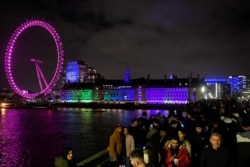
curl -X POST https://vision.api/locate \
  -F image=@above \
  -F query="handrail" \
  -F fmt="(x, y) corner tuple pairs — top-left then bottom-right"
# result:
(77, 149), (108, 167)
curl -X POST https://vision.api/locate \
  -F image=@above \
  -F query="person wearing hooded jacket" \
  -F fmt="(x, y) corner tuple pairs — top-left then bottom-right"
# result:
(165, 136), (191, 167)
(54, 147), (77, 167)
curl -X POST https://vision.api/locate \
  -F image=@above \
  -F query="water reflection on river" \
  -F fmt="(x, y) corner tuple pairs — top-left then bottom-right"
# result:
(0, 108), (169, 167)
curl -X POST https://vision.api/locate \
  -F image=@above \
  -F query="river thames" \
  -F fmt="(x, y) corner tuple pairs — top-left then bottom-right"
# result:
(0, 107), (169, 167)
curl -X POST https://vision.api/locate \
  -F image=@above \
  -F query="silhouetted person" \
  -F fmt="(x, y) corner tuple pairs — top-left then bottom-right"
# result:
(190, 122), (207, 167)
(128, 118), (143, 149)
(145, 118), (161, 167)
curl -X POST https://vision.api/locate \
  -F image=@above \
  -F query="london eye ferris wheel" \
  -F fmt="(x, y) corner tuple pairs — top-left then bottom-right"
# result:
(4, 19), (64, 99)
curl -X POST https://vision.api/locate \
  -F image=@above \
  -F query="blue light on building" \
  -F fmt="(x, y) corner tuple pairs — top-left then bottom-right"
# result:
(65, 61), (81, 83)
(146, 88), (189, 104)
(204, 78), (227, 83)
(228, 75), (246, 95)
(124, 68), (130, 84)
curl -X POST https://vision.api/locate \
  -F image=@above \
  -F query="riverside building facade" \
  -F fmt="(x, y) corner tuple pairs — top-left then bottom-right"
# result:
(60, 76), (204, 105)
(59, 60), (233, 104)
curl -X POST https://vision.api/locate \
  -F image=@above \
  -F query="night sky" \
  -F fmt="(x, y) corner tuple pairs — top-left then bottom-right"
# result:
(1, 0), (250, 92)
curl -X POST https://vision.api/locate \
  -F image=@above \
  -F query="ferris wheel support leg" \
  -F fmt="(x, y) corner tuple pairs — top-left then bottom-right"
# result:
(36, 64), (48, 87)
(35, 64), (44, 91)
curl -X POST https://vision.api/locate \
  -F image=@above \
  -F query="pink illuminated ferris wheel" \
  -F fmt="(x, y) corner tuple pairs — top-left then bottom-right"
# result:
(4, 19), (64, 99)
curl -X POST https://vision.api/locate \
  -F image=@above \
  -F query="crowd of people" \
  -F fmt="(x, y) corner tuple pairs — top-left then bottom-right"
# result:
(108, 98), (250, 167)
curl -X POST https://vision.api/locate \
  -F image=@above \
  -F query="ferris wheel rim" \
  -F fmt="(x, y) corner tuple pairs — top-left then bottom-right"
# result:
(4, 19), (64, 99)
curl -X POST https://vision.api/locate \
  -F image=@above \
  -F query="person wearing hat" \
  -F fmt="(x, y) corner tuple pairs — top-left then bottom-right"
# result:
(108, 124), (123, 167)
(190, 121), (208, 167)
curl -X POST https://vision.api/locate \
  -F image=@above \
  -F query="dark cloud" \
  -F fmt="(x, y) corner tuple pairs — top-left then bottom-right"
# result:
(1, 0), (250, 92)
